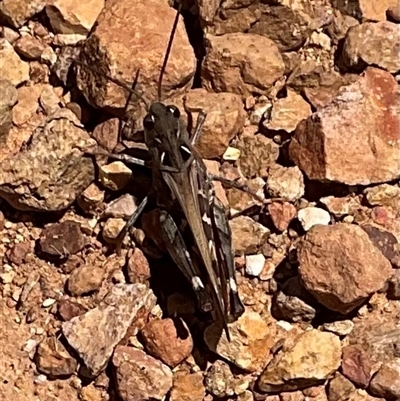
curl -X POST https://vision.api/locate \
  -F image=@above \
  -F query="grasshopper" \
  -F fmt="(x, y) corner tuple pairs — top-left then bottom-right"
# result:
(76, 6), (250, 338)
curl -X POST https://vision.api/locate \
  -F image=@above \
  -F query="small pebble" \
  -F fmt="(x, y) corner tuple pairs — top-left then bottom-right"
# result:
(297, 207), (331, 231)
(245, 254), (266, 277)
(42, 298), (56, 308)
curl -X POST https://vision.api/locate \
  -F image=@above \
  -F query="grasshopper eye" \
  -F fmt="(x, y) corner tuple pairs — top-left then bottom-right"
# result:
(167, 105), (180, 118)
(143, 113), (155, 130)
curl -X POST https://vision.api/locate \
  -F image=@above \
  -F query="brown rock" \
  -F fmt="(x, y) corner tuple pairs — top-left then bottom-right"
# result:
(230, 216), (270, 255)
(360, 224), (399, 265)
(77, 183), (105, 214)
(387, 270), (400, 300)
(14, 34), (44, 60)
(333, 0), (398, 22)
(348, 300), (400, 367)
(268, 202), (297, 232)
(45, 0), (105, 34)
(258, 330), (341, 393)
(126, 247), (151, 284)
(141, 318), (193, 368)
(235, 134), (280, 179)
(341, 345), (372, 388)
(112, 345), (172, 401)
(0, 78), (18, 139)
(35, 337), (78, 378)
(328, 372), (356, 401)
(263, 89), (312, 133)
(205, 360), (236, 397)
(39, 85), (61, 115)
(320, 196), (361, 217)
(6, 241), (30, 265)
(102, 218), (125, 243)
(248, 5), (312, 51)
(12, 84), (44, 127)
(62, 283), (156, 376)
(266, 165), (305, 202)
(364, 184), (400, 209)
(289, 68), (400, 185)
(205, 310), (277, 373)
(0, 39), (29, 87)
(298, 224), (393, 314)
(227, 177), (265, 213)
(58, 299), (87, 321)
(0, 109), (95, 211)
(0, 0), (46, 28)
(40, 221), (84, 258)
(342, 22), (400, 73)
(369, 358), (400, 400)
(184, 89), (246, 159)
(104, 193), (138, 219)
(327, 11), (359, 43)
(77, 0), (195, 131)
(99, 161), (132, 191)
(92, 117), (119, 152)
(202, 33), (285, 98)
(170, 372), (205, 401)
(67, 265), (105, 296)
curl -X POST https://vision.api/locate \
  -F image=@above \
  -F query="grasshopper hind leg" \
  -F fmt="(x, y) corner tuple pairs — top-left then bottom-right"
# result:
(159, 210), (213, 314)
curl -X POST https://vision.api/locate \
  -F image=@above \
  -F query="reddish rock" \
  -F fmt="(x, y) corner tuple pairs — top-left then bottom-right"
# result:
(7, 241), (30, 265)
(341, 345), (372, 388)
(35, 337), (78, 378)
(127, 247), (151, 284)
(40, 221), (84, 258)
(170, 372), (205, 401)
(298, 224), (393, 314)
(289, 68), (400, 185)
(267, 202), (297, 232)
(76, 0), (195, 130)
(141, 318), (193, 368)
(58, 299), (87, 321)
(369, 358), (400, 400)
(235, 134), (279, 179)
(342, 22), (400, 73)
(92, 117), (120, 152)
(184, 89), (246, 159)
(202, 33), (285, 98)
(112, 345), (172, 401)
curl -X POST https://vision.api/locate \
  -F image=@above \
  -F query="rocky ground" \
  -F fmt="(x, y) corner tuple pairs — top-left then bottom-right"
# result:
(0, 0), (399, 400)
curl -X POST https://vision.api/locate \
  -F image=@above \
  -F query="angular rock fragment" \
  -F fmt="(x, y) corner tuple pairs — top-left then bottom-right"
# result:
(202, 33), (285, 98)
(204, 310), (277, 373)
(342, 21), (400, 73)
(184, 89), (246, 159)
(0, 38), (29, 86)
(45, 0), (105, 34)
(140, 318), (193, 368)
(298, 224), (393, 314)
(62, 283), (156, 376)
(0, 109), (95, 211)
(290, 68), (400, 185)
(112, 345), (172, 401)
(40, 221), (84, 258)
(258, 330), (341, 393)
(0, 0), (46, 28)
(76, 0), (195, 131)
(170, 372), (205, 401)
(35, 337), (78, 378)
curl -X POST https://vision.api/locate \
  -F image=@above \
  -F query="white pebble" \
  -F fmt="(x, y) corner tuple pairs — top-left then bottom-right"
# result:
(245, 254), (266, 277)
(42, 298), (56, 308)
(297, 207), (331, 231)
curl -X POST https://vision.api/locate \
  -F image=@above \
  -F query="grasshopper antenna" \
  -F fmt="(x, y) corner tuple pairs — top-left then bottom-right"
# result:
(157, 4), (181, 101)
